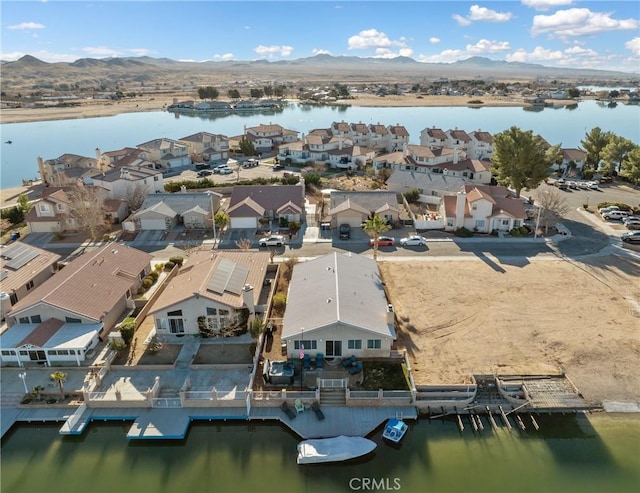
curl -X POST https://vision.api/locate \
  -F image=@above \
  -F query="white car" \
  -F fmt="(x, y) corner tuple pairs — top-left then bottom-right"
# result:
(217, 166), (233, 175)
(399, 235), (427, 247)
(603, 211), (629, 221)
(213, 164), (228, 173)
(259, 235), (285, 247)
(598, 205), (619, 214)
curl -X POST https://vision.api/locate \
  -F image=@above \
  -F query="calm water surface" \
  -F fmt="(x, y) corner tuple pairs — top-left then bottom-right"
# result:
(2, 414), (639, 493)
(1, 100), (638, 188)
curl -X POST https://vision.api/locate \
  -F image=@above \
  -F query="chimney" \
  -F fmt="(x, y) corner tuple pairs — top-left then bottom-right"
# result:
(339, 138), (343, 151)
(402, 143), (407, 158)
(301, 133), (306, 146)
(95, 147), (101, 160)
(242, 284), (255, 314)
(386, 304), (395, 326)
(453, 147), (459, 164)
(455, 191), (466, 229)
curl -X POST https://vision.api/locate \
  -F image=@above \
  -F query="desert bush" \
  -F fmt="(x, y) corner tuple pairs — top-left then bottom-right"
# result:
(454, 227), (473, 237)
(169, 256), (184, 266)
(402, 188), (420, 203)
(119, 317), (136, 343)
(164, 261), (175, 270)
(272, 293), (287, 309)
(142, 277), (154, 290)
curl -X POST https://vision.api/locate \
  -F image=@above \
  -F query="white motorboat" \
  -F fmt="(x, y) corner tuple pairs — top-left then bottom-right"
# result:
(296, 435), (377, 464)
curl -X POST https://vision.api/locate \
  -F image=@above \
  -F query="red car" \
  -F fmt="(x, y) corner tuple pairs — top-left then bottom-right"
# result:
(369, 236), (395, 247)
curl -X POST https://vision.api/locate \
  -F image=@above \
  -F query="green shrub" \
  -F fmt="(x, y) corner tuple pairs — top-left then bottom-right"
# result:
(582, 169), (594, 180)
(169, 256), (184, 266)
(164, 261), (175, 270)
(249, 316), (264, 338)
(142, 277), (154, 290)
(119, 317), (136, 343)
(402, 188), (420, 203)
(454, 227), (473, 237)
(148, 270), (159, 282)
(154, 263), (164, 271)
(0, 206), (24, 225)
(304, 173), (322, 187)
(272, 293), (287, 309)
(102, 233), (111, 242)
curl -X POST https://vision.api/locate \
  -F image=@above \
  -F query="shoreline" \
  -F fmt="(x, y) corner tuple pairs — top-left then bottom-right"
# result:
(0, 94), (557, 125)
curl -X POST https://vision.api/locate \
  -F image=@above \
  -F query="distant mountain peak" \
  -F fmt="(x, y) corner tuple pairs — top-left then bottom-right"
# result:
(16, 54), (47, 65)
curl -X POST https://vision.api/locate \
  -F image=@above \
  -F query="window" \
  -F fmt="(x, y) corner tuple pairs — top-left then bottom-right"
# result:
(25, 280), (34, 291)
(367, 339), (381, 349)
(502, 219), (510, 226)
(19, 317), (29, 324)
(57, 203), (64, 211)
(167, 309), (183, 317)
(293, 340), (317, 350)
(65, 317), (82, 323)
(9, 292), (18, 305)
(348, 339), (362, 350)
(139, 269), (146, 281)
(471, 204), (477, 211)
(206, 307), (217, 316)
(30, 315), (42, 323)
(154, 176), (159, 182)
(39, 204), (48, 212)
(514, 220), (522, 228)
(475, 220), (485, 228)
(169, 318), (184, 334)
(447, 219), (454, 227)
(1, 350), (12, 356)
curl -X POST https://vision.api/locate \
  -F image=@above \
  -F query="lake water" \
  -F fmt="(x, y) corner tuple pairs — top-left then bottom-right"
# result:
(1, 413), (639, 493)
(1, 100), (638, 189)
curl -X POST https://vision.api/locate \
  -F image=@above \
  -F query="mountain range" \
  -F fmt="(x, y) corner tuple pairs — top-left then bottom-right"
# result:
(2, 54), (637, 93)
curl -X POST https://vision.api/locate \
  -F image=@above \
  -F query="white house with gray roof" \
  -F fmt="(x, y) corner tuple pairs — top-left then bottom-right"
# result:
(281, 253), (396, 360)
(130, 192), (221, 230)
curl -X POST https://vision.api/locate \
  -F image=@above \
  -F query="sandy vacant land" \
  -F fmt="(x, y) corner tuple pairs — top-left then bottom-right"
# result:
(0, 93), (537, 125)
(379, 255), (640, 405)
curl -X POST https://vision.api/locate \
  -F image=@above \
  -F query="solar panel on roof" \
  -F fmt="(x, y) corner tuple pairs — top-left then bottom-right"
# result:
(0, 270), (8, 281)
(3, 244), (40, 270)
(206, 258), (249, 296)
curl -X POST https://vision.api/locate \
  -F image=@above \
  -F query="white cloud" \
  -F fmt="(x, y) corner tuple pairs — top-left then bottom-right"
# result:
(453, 5), (512, 25)
(625, 37), (640, 56)
(452, 14), (472, 26)
(312, 49), (331, 55)
(521, 0), (572, 11)
(417, 49), (466, 64)
(213, 53), (235, 61)
(532, 8), (638, 37)
(8, 22), (45, 30)
(254, 45), (293, 58)
(466, 39), (511, 54)
(429, 37), (441, 44)
(82, 46), (121, 57)
(1, 50), (77, 62)
(504, 45), (624, 70)
(347, 28), (412, 57)
(127, 48), (150, 57)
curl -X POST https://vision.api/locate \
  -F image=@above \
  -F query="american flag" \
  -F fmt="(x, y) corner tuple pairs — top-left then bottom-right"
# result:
(299, 343), (305, 360)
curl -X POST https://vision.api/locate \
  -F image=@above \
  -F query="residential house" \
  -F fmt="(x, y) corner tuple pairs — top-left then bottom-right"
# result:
(131, 192), (221, 230)
(281, 252), (396, 360)
(386, 169), (467, 199)
(87, 166), (164, 201)
(386, 124), (410, 152)
(136, 138), (191, 170)
(420, 127), (449, 148)
(0, 243), (61, 317)
(446, 128), (472, 155)
(468, 130), (494, 160)
(430, 158), (493, 185)
(95, 147), (150, 170)
(441, 185), (526, 233)
(227, 184), (304, 230)
(367, 123), (390, 150)
(329, 191), (400, 228)
(37, 153), (100, 187)
(372, 144), (460, 171)
(179, 132), (230, 162)
(243, 123), (299, 154)
(1, 244), (152, 366)
(148, 250), (270, 337)
(25, 188), (77, 234)
(556, 148), (587, 172)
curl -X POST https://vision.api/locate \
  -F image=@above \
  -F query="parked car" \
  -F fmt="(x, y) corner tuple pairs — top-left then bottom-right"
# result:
(258, 235), (285, 247)
(195, 162), (211, 170)
(197, 169), (213, 177)
(399, 235), (427, 247)
(243, 159), (259, 168)
(578, 181), (591, 189)
(339, 224), (351, 240)
(598, 205), (619, 214)
(589, 182), (599, 190)
(370, 236), (395, 247)
(620, 231), (640, 243)
(217, 166), (233, 175)
(555, 179), (568, 190)
(273, 163), (284, 171)
(622, 216), (640, 224)
(568, 181), (578, 189)
(602, 211), (629, 221)
(213, 164), (229, 173)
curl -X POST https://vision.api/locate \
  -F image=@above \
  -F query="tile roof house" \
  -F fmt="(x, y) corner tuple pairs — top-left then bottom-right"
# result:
(0, 243), (61, 315)
(25, 187), (78, 234)
(1, 243), (152, 366)
(420, 127), (449, 148)
(430, 158), (493, 185)
(281, 252), (396, 360)
(372, 144), (462, 171)
(329, 191), (400, 228)
(244, 123), (299, 153)
(386, 169), (467, 198)
(179, 132), (230, 162)
(136, 138), (191, 170)
(557, 148), (587, 171)
(227, 185), (304, 230)
(468, 130), (494, 160)
(131, 192), (221, 230)
(148, 250), (271, 338)
(37, 153), (100, 187)
(441, 185), (526, 233)
(88, 166), (164, 201)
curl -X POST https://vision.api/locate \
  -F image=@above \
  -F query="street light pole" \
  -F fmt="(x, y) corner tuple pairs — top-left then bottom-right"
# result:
(18, 371), (28, 393)
(534, 205), (542, 239)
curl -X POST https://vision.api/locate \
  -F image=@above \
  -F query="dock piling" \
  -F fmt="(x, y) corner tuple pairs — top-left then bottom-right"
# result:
(487, 406), (498, 430)
(456, 414), (464, 433)
(469, 414), (478, 432)
(515, 414), (526, 431)
(499, 406), (512, 430)
(530, 414), (540, 431)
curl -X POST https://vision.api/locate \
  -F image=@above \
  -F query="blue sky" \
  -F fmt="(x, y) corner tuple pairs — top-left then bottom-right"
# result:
(2, 1), (639, 73)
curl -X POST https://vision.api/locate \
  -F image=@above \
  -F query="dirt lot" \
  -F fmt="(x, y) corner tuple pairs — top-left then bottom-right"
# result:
(379, 254), (640, 405)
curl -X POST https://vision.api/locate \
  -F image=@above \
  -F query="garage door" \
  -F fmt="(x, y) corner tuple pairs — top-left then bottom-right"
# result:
(140, 218), (168, 230)
(230, 217), (258, 229)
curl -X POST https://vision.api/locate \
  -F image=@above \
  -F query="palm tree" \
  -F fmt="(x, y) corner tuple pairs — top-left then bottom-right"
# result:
(363, 214), (391, 260)
(50, 371), (67, 399)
